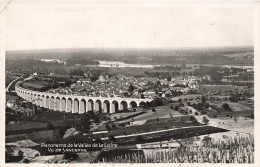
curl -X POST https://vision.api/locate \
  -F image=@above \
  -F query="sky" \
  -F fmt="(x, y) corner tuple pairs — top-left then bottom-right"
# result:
(4, 1), (255, 51)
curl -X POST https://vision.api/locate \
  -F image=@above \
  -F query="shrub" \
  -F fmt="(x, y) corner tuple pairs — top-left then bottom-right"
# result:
(201, 111), (207, 115)
(23, 159), (30, 163)
(111, 123), (116, 129)
(105, 124), (111, 130)
(175, 106), (179, 111)
(46, 122), (54, 130)
(223, 103), (231, 111)
(118, 123), (126, 128)
(195, 112), (199, 115)
(108, 135), (117, 142)
(164, 126), (169, 129)
(152, 108), (156, 113)
(58, 128), (66, 136)
(63, 153), (79, 160)
(202, 116), (209, 125)
(189, 116), (196, 121)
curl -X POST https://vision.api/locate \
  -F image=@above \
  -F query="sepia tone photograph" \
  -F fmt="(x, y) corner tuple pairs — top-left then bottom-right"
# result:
(2, 0), (258, 164)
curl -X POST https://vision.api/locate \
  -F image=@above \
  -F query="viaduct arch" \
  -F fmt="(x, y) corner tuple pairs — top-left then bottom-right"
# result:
(15, 81), (152, 114)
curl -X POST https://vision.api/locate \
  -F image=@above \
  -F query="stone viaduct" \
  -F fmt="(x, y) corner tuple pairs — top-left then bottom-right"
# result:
(15, 81), (152, 114)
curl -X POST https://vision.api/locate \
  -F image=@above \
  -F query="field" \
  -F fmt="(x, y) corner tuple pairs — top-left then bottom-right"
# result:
(6, 121), (47, 135)
(198, 85), (245, 93)
(6, 112), (83, 136)
(38, 112), (82, 127)
(95, 116), (201, 138)
(127, 105), (184, 121)
(6, 92), (20, 100)
(6, 130), (57, 143)
(22, 82), (46, 89)
(209, 101), (253, 114)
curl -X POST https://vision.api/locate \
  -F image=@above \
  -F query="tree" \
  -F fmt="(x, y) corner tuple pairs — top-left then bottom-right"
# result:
(202, 136), (212, 144)
(58, 128), (66, 136)
(175, 106), (179, 111)
(105, 124), (111, 131)
(111, 123), (116, 129)
(223, 103), (231, 111)
(118, 123), (126, 128)
(189, 116), (196, 122)
(108, 135), (117, 142)
(152, 108), (156, 113)
(201, 96), (207, 103)
(128, 83), (136, 93)
(63, 153), (79, 160)
(202, 116), (209, 125)
(80, 113), (91, 131)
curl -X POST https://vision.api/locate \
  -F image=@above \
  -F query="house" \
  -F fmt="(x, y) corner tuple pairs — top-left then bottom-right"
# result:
(246, 97), (254, 104)
(6, 99), (16, 108)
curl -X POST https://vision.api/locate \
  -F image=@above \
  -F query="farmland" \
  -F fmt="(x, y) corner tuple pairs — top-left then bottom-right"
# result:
(96, 133), (253, 163)
(198, 85), (245, 93)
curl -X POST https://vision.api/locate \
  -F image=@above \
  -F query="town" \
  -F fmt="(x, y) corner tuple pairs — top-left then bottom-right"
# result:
(5, 48), (254, 163)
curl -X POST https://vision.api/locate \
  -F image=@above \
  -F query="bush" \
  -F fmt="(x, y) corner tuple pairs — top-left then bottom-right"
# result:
(58, 128), (66, 136)
(23, 159), (30, 163)
(108, 135), (117, 142)
(118, 123), (126, 128)
(63, 153), (79, 160)
(195, 112), (199, 115)
(111, 123), (116, 129)
(201, 111), (207, 115)
(213, 115), (217, 118)
(189, 116), (196, 122)
(202, 116), (209, 125)
(46, 122), (54, 130)
(223, 103), (231, 111)
(164, 126), (169, 129)
(175, 106), (179, 111)
(152, 108), (156, 113)
(105, 124), (111, 130)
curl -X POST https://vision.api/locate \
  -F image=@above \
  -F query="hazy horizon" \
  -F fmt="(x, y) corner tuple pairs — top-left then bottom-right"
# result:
(6, 45), (254, 53)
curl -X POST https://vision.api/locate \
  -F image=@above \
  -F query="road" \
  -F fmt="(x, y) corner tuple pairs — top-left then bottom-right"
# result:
(6, 76), (23, 92)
